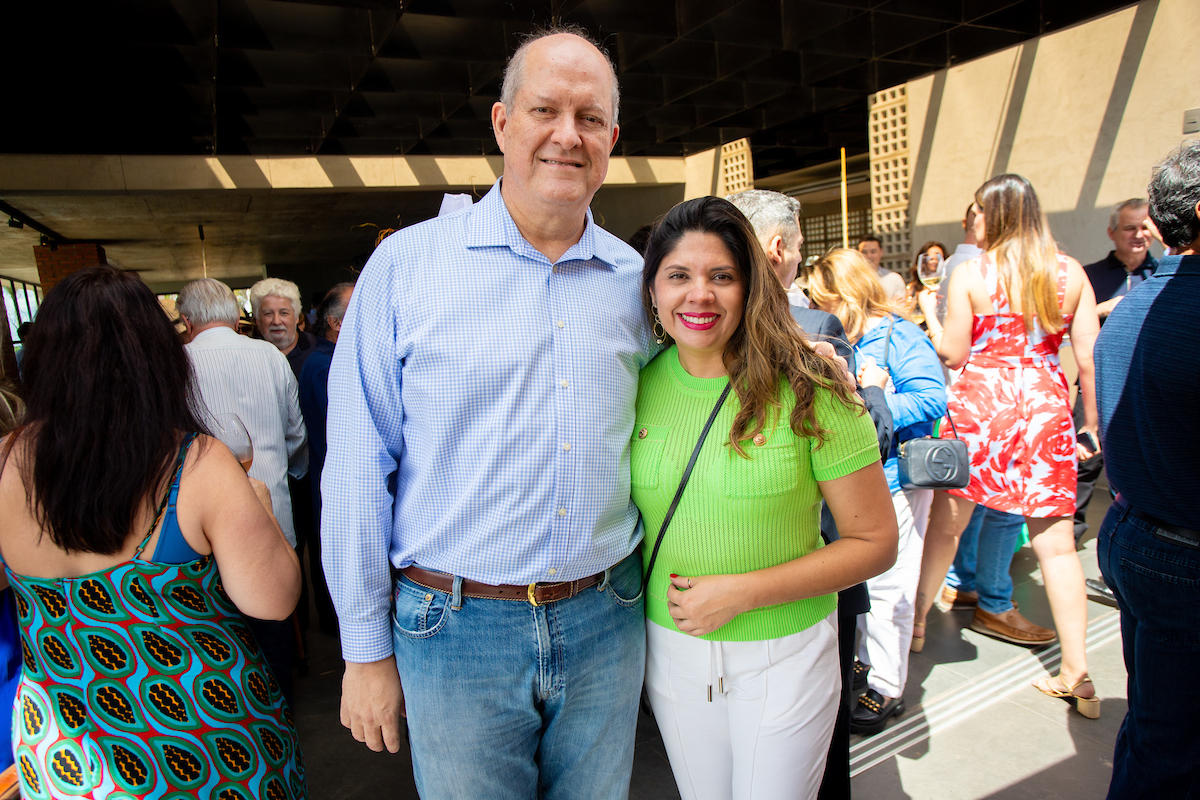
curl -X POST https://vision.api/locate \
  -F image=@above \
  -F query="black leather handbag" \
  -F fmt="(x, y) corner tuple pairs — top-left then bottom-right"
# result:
(877, 317), (971, 490)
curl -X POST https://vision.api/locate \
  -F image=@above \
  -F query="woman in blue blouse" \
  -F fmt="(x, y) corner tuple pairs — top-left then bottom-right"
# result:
(807, 248), (947, 735)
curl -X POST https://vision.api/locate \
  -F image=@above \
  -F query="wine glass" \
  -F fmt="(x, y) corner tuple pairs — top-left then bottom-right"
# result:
(917, 252), (946, 290)
(212, 413), (254, 473)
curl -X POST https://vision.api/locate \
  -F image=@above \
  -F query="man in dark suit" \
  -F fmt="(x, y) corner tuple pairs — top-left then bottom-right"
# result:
(728, 188), (891, 800)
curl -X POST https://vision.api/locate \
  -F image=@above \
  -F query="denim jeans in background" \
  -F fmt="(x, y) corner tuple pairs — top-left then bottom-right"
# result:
(1099, 499), (1200, 799)
(945, 505), (1024, 615)
(392, 552), (646, 800)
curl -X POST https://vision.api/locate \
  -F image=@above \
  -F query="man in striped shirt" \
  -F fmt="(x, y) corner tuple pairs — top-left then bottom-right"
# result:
(323, 26), (655, 799)
(179, 277), (308, 702)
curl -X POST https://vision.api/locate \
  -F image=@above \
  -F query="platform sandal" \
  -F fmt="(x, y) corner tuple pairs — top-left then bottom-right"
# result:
(910, 621), (926, 653)
(1033, 675), (1100, 719)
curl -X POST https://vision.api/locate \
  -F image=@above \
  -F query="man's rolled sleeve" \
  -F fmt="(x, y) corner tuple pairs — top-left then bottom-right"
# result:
(322, 247), (407, 663)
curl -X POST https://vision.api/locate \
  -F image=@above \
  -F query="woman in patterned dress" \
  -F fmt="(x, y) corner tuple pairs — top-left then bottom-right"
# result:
(914, 174), (1102, 717)
(0, 266), (306, 798)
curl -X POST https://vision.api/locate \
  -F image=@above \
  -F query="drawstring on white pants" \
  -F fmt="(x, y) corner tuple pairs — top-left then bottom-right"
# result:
(706, 640), (726, 701)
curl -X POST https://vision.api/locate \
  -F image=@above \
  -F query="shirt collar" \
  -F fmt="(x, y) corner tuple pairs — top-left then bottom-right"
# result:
(1152, 254), (1200, 277)
(189, 325), (239, 344)
(464, 179), (617, 269)
(1104, 250), (1158, 273)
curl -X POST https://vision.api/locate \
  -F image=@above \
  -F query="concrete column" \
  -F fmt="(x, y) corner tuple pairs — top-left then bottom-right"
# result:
(33, 243), (107, 294)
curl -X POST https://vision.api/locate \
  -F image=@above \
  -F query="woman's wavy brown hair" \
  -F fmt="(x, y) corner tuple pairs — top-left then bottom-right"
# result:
(975, 174), (1062, 333)
(642, 196), (861, 456)
(806, 248), (909, 343)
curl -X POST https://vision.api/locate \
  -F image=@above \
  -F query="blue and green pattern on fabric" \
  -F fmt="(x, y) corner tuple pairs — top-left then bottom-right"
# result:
(7, 552), (306, 798)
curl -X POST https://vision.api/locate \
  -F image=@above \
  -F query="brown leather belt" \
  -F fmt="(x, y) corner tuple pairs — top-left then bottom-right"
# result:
(399, 565), (605, 607)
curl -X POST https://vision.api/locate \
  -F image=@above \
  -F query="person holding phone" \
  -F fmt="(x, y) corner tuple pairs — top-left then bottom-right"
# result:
(915, 174), (1102, 717)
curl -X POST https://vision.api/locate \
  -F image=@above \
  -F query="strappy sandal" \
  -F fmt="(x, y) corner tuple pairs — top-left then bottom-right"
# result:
(1033, 675), (1100, 719)
(910, 621), (926, 653)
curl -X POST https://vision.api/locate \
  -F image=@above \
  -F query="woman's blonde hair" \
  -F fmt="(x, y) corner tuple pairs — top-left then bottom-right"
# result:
(806, 248), (906, 343)
(975, 174), (1062, 333)
(642, 197), (860, 456)
(0, 381), (24, 436)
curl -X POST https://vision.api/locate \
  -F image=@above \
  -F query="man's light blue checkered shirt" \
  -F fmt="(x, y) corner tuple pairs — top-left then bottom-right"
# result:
(323, 181), (657, 662)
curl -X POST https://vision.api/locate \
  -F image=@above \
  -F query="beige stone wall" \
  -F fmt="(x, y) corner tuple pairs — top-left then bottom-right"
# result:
(905, 0), (1200, 265)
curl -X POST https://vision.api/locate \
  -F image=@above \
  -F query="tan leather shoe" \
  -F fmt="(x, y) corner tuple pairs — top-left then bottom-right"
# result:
(937, 585), (979, 612)
(969, 607), (1057, 646)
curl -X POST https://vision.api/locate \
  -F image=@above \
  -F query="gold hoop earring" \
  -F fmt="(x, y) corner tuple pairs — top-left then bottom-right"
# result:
(652, 307), (666, 345)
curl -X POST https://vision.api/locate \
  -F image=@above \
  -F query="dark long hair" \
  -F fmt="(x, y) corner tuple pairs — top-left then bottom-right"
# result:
(642, 196), (859, 456)
(16, 266), (210, 554)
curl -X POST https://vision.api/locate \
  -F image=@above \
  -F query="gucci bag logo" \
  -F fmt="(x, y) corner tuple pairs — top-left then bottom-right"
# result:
(924, 443), (963, 483)
(898, 437), (970, 490)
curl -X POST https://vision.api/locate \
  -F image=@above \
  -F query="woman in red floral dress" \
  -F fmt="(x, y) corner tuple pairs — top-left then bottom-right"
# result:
(915, 174), (1102, 717)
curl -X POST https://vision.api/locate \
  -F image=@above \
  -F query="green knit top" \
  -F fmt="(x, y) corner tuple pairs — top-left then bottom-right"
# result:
(631, 346), (880, 641)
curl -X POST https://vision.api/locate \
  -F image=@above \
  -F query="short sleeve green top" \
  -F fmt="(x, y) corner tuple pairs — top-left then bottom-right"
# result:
(631, 346), (880, 641)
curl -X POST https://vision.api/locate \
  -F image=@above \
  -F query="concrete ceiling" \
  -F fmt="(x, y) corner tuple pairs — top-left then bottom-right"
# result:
(1, 188), (444, 290)
(0, 0), (1130, 295)
(2, 0), (1128, 173)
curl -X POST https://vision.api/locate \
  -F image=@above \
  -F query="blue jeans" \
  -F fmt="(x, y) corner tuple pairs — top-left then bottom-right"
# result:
(392, 553), (646, 800)
(1099, 499), (1200, 798)
(945, 505), (1023, 614)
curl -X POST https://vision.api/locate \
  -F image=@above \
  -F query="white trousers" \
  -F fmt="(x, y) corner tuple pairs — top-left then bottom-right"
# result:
(856, 487), (933, 698)
(644, 613), (840, 800)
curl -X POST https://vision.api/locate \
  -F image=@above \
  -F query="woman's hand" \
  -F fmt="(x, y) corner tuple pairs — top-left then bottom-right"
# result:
(666, 573), (746, 637)
(810, 341), (855, 391)
(248, 477), (273, 514)
(916, 287), (938, 320)
(858, 359), (889, 389)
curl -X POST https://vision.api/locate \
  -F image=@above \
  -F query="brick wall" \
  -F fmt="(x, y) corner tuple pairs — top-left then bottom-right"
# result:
(33, 243), (107, 294)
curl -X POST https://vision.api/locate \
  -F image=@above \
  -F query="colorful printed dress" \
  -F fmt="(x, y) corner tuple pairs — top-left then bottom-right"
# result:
(942, 253), (1076, 518)
(5, 437), (306, 799)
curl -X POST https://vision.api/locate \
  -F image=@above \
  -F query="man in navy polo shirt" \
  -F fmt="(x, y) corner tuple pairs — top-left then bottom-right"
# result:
(1075, 200), (1160, 545)
(1094, 139), (1200, 798)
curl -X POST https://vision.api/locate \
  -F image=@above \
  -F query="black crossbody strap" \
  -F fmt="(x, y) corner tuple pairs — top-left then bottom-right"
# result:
(881, 315), (896, 370)
(642, 383), (732, 593)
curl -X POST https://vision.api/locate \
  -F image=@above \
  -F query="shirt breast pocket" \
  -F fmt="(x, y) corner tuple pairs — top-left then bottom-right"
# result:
(630, 425), (669, 490)
(721, 427), (798, 499)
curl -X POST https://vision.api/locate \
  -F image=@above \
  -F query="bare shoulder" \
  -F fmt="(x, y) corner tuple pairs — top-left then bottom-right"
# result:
(1060, 253), (1085, 273)
(180, 434), (242, 487)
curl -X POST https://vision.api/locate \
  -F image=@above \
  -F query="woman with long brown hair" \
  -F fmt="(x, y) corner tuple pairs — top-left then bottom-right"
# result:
(630, 197), (897, 799)
(915, 174), (1101, 717)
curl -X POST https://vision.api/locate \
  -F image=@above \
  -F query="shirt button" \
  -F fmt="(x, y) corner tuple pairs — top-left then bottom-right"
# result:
(548, 568), (558, 576)
(558, 507), (567, 517)
(560, 380), (569, 388)
(753, 433), (767, 446)
(557, 320), (565, 328)
(638, 428), (648, 439)
(562, 442), (571, 451)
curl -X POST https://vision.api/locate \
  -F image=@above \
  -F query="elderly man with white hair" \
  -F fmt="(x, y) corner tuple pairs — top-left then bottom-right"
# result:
(178, 276), (308, 702)
(251, 277), (333, 379)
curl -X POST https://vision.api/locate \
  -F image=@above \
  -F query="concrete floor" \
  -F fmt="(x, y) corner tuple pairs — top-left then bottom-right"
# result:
(291, 483), (1123, 800)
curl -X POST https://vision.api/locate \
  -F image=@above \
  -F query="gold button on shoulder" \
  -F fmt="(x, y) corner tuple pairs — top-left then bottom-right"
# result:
(637, 428), (648, 439)
(753, 433), (767, 446)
